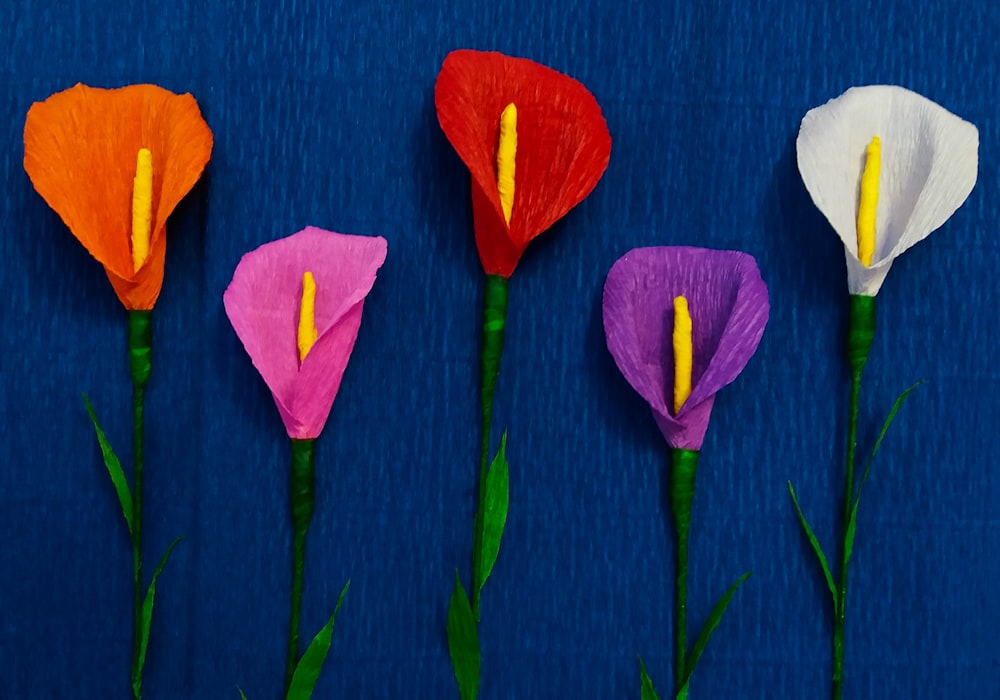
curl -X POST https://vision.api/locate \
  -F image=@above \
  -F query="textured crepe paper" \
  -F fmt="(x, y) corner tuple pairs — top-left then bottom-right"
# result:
(792, 85), (977, 700)
(435, 49), (612, 277)
(223, 227), (388, 440)
(603, 247), (770, 450)
(24, 83), (213, 310)
(796, 85), (978, 297)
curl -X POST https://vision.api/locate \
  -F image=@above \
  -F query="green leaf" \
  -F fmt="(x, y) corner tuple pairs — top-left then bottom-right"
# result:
(787, 481), (836, 604)
(237, 688), (249, 700)
(82, 394), (133, 538)
(682, 571), (752, 687)
(476, 433), (509, 595)
(286, 580), (350, 700)
(844, 382), (920, 566)
(638, 657), (662, 700)
(447, 571), (480, 700)
(134, 536), (183, 695)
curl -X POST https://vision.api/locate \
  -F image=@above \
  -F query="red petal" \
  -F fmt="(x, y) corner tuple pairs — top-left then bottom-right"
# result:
(435, 50), (611, 275)
(470, 178), (525, 277)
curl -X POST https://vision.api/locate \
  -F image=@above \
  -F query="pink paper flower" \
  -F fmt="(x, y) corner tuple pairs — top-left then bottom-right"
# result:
(223, 227), (388, 439)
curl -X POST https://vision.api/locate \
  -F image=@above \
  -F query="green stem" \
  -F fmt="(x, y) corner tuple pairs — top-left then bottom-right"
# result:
(286, 438), (316, 692)
(833, 295), (875, 700)
(669, 448), (699, 697)
(471, 274), (508, 620)
(127, 310), (152, 700)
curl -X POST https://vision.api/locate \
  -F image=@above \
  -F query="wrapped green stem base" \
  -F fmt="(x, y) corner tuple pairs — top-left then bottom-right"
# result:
(833, 293), (876, 700)
(669, 448), (699, 698)
(449, 273), (511, 700)
(128, 310), (152, 699)
(85, 312), (180, 698)
(286, 438), (316, 691)
(847, 294), (875, 374)
(472, 273), (508, 619)
(657, 447), (750, 700)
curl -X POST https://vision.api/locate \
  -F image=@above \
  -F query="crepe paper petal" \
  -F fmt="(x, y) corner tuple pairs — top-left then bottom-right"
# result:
(83, 395), (134, 538)
(796, 85), (978, 296)
(447, 572), (481, 700)
(134, 536), (183, 698)
(286, 581), (350, 700)
(475, 433), (509, 597)
(603, 247), (769, 451)
(435, 50), (612, 277)
(24, 83), (213, 310)
(223, 227), (388, 440)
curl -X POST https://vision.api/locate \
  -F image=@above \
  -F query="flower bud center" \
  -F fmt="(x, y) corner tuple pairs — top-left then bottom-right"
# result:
(856, 135), (880, 267)
(496, 102), (518, 226)
(131, 148), (153, 273)
(673, 295), (693, 415)
(297, 271), (318, 363)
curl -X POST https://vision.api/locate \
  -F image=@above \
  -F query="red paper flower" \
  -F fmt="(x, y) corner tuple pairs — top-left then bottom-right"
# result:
(435, 50), (612, 277)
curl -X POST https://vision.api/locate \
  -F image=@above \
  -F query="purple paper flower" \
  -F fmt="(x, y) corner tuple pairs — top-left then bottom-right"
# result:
(603, 246), (769, 450)
(223, 226), (388, 439)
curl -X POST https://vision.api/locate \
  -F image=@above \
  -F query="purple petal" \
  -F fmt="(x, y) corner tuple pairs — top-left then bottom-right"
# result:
(223, 226), (388, 439)
(603, 246), (769, 449)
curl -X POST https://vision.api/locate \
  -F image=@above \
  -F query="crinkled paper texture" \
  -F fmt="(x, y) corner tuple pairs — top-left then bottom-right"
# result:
(24, 83), (213, 309)
(796, 85), (978, 296)
(435, 49), (611, 277)
(603, 247), (769, 450)
(223, 227), (388, 440)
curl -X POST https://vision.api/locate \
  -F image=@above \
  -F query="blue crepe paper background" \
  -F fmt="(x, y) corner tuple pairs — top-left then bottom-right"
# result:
(0, 1), (997, 698)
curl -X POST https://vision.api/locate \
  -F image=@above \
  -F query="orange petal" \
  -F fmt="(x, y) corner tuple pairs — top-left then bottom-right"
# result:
(24, 83), (213, 309)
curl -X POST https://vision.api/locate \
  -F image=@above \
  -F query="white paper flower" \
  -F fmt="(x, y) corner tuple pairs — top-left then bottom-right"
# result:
(796, 85), (979, 296)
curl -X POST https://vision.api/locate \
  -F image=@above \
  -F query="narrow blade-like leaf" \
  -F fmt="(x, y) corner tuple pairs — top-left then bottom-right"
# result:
(845, 382), (920, 565)
(82, 394), (133, 538)
(237, 688), (249, 700)
(447, 572), (480, 700)
(682, 571), (752, 686)
(134, 536), (183, 696)
(286, 580), (351, 700)
(787, 481), (836, 603)
(638, 656), (663, 700)
(476, 433), (509, 595)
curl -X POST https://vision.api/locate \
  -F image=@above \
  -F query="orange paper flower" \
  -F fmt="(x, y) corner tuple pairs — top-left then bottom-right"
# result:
(24, 83), (214, 309)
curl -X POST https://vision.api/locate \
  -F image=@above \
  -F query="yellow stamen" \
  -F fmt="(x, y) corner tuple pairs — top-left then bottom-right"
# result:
(131, 148), (153, 273)
(856, 135), (880, 267)
(496, 102), (517, 226)
(673, 296), (693, 415)
(297, 271), (318, 363)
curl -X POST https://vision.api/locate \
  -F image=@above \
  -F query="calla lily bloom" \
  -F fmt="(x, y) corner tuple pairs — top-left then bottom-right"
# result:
(435, 49), (612, 277)
(603, 247), (769, 450)
(24, 83), (213, 310)
(223, 227), (388, 440)
(796, 85), (978, 296)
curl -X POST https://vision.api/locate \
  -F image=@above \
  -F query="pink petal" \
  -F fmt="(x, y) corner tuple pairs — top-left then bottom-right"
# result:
(223, 226), (388, 439)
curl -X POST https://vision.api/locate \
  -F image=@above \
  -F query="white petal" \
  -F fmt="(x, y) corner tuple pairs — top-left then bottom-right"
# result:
(796, 85), (978, 295)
